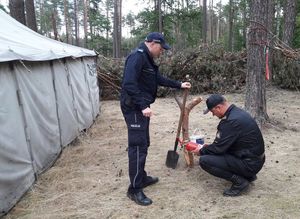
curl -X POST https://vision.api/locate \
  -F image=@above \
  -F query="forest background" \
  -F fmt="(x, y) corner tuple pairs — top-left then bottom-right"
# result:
(1, 0), (300, 123)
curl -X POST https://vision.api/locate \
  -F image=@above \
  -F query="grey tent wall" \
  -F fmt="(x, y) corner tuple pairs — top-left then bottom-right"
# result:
(0, 62), (35, 216)
(14, 61), (62, 174)
(66, 58), (94, 130)
(81, 57), (100, 119)
(0, 56), (99, 216)
(81, 57), (95, 120)
(52, 59), (80, 147)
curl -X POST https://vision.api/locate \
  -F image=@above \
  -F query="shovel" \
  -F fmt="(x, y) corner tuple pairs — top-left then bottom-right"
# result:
(166, 88), (189, 168)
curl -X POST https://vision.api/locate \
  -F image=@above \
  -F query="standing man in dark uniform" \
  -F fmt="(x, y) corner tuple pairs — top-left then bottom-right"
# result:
(192, 94), (265, 196)
(120, 32), (191, 206)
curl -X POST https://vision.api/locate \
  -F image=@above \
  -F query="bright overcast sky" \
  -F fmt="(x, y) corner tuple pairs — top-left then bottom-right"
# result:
(124, 1), (147, 15)
(123, 0), (229, 15)
(0, 0), (146, 14)
(1, 0), (228, 14)
(0, 0), (7, 6)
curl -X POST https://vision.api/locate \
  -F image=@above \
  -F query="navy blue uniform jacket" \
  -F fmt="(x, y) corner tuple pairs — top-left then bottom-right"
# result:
(120, 43), (181, 112)
(200, 104), (265, 160)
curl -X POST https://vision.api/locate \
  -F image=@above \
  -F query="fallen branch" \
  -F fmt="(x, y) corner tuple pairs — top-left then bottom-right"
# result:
(175, 95), (203, 167)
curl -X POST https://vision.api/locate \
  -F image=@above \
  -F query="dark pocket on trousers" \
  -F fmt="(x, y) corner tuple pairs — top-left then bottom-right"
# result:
(125, 112), (148, 146)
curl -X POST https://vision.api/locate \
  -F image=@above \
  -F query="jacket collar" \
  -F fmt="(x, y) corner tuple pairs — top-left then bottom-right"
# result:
(139, 42), (156, 66)
(224, 104), (235, 118)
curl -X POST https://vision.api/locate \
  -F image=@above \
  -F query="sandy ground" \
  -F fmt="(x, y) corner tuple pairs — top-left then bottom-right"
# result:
(4, 86), (300, 219)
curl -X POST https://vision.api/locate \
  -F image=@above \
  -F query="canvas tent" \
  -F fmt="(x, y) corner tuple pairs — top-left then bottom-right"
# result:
(0, 10), (100, 216)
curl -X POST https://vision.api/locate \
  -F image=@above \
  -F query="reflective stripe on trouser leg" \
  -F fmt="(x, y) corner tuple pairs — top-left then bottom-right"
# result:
(128, 145), (148, 190)
(133, 146), (139, 188)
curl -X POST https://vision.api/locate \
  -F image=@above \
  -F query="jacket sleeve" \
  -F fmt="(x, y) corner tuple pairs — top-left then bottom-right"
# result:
(200, 119), (240, 155)
(157, 71), (182, 89)
(122, 53), (148, 110)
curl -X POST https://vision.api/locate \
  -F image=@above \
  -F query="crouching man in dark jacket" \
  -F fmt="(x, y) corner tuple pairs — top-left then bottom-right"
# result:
(192, 94), (265, 196)
(120, 32), (191, 206)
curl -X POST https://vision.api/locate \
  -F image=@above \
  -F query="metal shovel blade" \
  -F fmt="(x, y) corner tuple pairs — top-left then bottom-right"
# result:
(165, 150), (179, 169)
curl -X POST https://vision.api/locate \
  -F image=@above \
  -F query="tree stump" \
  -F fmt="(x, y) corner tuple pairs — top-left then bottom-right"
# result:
(175, 95), (202, 167)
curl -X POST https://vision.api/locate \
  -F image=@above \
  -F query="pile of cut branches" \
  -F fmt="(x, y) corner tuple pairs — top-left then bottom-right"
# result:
(97, 44), (248, 100)
(272, 49), (300, 90)
(159, 44), (247, 96)
(97, 55), (124, 100)
(97, 38), (300, 100)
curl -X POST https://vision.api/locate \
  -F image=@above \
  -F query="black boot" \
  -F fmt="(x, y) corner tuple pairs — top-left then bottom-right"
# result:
(223, 175), (249, 197)
(142, 176), (159, 188)
(247, 175), (257, 182)
(127, 189), (153, 206)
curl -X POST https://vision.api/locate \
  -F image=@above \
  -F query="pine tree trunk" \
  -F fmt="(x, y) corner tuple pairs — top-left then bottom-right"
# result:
(74, 0), (79, 46)
(242, 0), (247, 48)
(158, 0), (162, 32)
(113, 0), (122, 58)
(9, 0), (26, 25)
(25, 0), (37, 31)
(216, 0), (221, 42)
(202, 0), (207, 43)
(51, 10), (58, 40)
(106, 1), (109, 56)
(83, 0), (89, 48)
(283, 0), (296, 46)
(267, 0), (275, 80)
(64, 0), (70, 43)
(210, 0), (214, 43)
(39, 0), (45, 34)
(245, 0), (269, 125)
(275, 2), (281, 36)
(228, 0), (233, 51)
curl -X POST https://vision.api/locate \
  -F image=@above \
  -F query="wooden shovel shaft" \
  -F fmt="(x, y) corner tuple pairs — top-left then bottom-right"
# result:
(173, 88), (189, 151)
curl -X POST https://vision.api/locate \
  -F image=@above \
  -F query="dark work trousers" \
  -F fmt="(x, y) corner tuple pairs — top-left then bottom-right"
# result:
(199, 154), (264, 181)
(123, 110), (150, 192)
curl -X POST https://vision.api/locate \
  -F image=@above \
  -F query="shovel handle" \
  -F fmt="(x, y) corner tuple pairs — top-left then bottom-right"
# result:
(173, 88), (189, 151)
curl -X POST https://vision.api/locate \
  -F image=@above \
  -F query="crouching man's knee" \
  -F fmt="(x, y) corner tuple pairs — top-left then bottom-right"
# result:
(199, 155), (210, 171)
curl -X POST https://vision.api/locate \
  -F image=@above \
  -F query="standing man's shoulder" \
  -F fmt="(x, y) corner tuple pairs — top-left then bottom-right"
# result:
(127, 47), (146, 63)
(130, 48), (144, 56)
(137, 48), (144, 53)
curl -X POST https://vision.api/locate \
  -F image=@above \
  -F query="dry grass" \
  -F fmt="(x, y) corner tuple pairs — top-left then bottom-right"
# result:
(4, 86), (300, 219)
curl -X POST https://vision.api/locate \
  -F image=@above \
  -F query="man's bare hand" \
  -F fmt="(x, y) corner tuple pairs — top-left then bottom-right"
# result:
(142, 107), (153, 117)
(191, 144), (203, 155)
(192, 143), (208, 155)
(181, 82), (191, 89)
